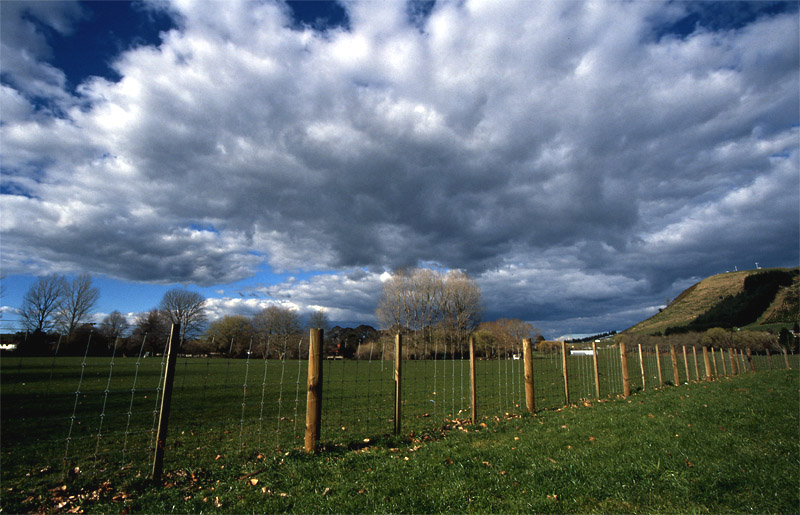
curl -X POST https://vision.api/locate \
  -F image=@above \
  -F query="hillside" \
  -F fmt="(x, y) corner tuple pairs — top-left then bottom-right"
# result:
(626, 267), (799, 335)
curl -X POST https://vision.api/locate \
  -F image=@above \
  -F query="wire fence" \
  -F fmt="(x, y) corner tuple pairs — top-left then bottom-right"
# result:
(1, 330), (797, 489)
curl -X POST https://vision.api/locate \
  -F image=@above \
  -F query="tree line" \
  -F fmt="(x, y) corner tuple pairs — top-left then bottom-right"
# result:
(10, 267), (541, 359)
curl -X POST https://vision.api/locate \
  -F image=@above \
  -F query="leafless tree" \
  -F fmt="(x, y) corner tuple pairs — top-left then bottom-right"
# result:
(253, 304), (303, 358)
(253, 305), (301, 336)
(441, 269), (483, 344)
(377, 267), (482, 356)
(307, 309), (330, 332)
(56, 273), (100, 336)
(99, 310), (129, 339)
(20, 274), (67, 333)
(159, 288), (208, 342)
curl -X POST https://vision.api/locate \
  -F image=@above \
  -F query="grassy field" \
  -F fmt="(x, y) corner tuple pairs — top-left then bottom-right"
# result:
(2, 351), (798, 512)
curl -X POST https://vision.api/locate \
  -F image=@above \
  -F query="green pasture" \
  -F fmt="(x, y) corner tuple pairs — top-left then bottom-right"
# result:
(1, 348), (797, 513)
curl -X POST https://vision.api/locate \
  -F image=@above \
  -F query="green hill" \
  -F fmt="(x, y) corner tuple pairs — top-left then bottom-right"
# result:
(626, 267), (799, 335)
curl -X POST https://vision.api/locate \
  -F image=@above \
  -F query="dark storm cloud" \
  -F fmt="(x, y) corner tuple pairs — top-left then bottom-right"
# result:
(1, 0), (797, 334)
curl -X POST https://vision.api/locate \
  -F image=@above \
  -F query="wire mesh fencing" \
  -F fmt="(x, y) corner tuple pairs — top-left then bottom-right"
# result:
(2, 329), (798, 490)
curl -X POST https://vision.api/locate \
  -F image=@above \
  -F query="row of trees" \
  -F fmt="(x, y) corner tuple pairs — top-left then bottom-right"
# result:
(195, 306), (329, 358)
(619, 326), (799, 353)
(18, 273), (209, 342)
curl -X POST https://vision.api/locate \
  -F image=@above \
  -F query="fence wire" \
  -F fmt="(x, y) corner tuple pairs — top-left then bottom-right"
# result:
(2, 333), (798, 491)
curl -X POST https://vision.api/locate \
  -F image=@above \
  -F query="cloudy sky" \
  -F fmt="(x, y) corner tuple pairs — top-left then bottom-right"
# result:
(1, 0), (798, 338)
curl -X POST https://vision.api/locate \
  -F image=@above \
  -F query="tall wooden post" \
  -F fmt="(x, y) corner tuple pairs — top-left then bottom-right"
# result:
(682, 346), (690, 382)
(523, 338), (535, 413)
(728, 349), (738, 376)
(702, 347), (712, 380)
(737, 349), (746, 373)
(638, 344), (646, 391)
(782, 347), (791, 370)
(710, 347), (718, 377)
(692, 347), (700, 381)
(719, 348), (727, 376)
(670, 346), (680, 385)
(766, 347), (773, 370)
(620, 342), (631, 397)
(469, 335), (477, 424)
(592, 341), (601, 398)
(394, 333), (402, 435)
(152, 323), (180, 482)
(655, 344), (663, 386)
(561, 341), (570, 405)
(304, 328), (323, 453)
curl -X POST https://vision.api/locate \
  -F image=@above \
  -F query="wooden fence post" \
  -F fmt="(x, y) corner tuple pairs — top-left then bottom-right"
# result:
(746, 348), (754, 372)
(782, 347), (791, 370)
(682, 346), (690, 383)
(737, 349), (746, 373)
(655, 344), (663, 386)
(152, 323), (180, 483)
(638, 344), (646, 391)
(469, 335), (477, 424)
(592, 341), (601, 398)
(304, 328), (323, 453)
(711, 347), (719, 377)
(728, 348), (738, 376)
(692, 346), (700, 381)
(702, 347), (712, 380)
(523, 338), (535, 413)
(561, 341), (570, 405)
(670, 346), (680, 386)
(620, 342), (631, 397)
(718, 348), (727, 376)
(394, 333), (402, 435)
(766, 347), (773, 370)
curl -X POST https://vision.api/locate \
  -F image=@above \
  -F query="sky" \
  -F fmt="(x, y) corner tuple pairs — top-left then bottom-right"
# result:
(1, 0), (798, 339)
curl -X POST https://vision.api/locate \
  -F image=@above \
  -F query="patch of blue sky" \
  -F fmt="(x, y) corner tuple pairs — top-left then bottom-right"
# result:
(47, 1), (177, 91)
(406, 0), (436, 31)
(286, 0), (349, 31)
(200, 263), (328, 299)
(651, 1), (796, 41)
(187, 222), (219, 234)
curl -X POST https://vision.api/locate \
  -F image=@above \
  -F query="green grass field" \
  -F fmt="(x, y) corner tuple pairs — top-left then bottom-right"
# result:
(2, 349), (798, 512)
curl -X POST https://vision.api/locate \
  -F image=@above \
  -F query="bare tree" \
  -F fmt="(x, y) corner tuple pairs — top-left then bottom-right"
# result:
(20, 274), (67, 333)
(159, 288), (208, 342)
(377, 267), (482, 355)
(253, 305), (301, 336)
(253, 305), (302, 358)
(56, 273), (100, 336)
(307, 309), (330, 332)
(441, 269), (483, 343)
(99, 310), (129, 339)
